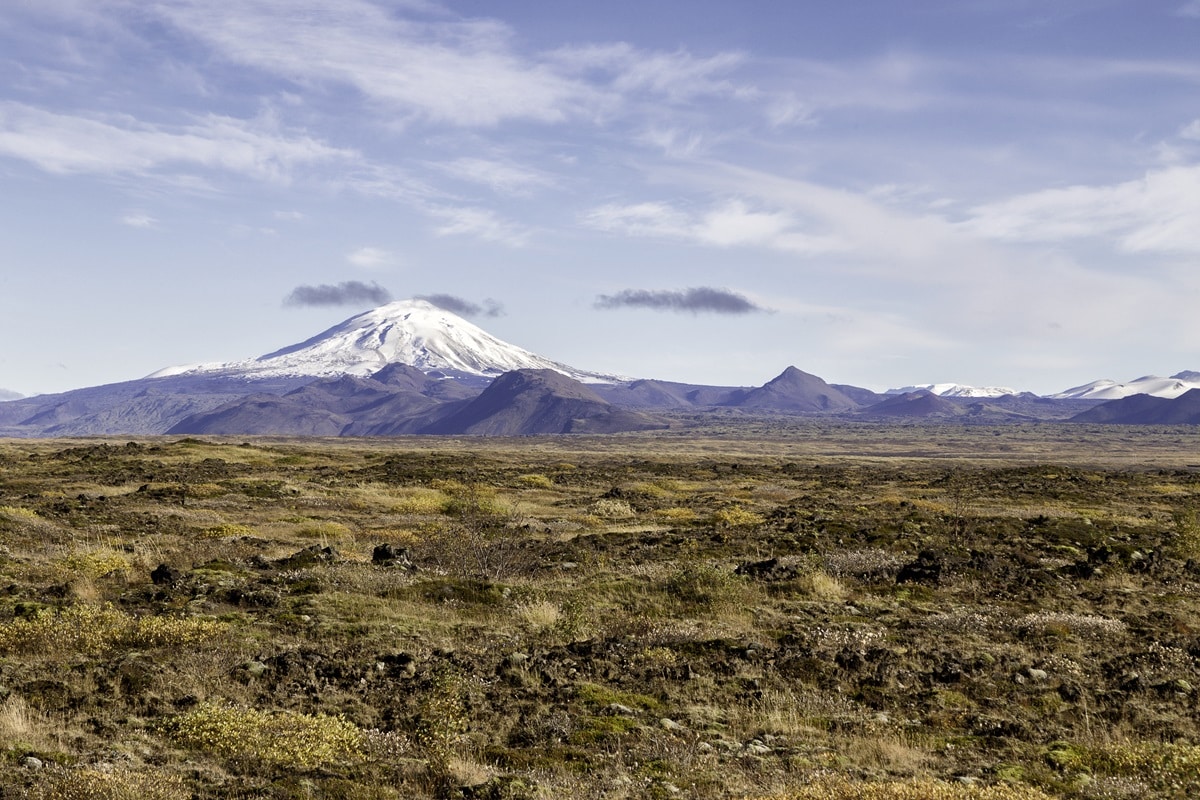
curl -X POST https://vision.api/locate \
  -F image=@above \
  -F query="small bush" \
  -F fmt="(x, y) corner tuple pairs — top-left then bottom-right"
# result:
(0, 605), (225, 655)
(54, 550), (130, 579)
(588, 498), (634, 519)
(30, 766), (187, 800)
(517, 473), (555, 489)
(664, 562), (746, 611)
(165, 703), (367, 769)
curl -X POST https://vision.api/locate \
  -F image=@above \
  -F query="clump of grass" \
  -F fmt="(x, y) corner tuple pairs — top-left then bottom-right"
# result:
(0, 605), (225, 656)
(0, 694), (46, 747)
(165, 703), (367, 769)
(513, 598), (562, 633)
(0, 504), (39, 520)
(804, 569), (848, 602)
(391, 487), (452, 515)
(30, 766), (188, 800)
(198, 522), (256, 539)
(752, 777), (1055, 799)
(296, 520), (354, 541)
(516, 473), (555, 489)
(654, 507), (698, 523)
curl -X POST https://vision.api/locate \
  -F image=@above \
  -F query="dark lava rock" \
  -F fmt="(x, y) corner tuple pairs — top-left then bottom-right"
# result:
(150, 563), (180, 586)
(897, 549), (943, 585)
(372, 543), (417, 570)
(735, 557), (798, 581)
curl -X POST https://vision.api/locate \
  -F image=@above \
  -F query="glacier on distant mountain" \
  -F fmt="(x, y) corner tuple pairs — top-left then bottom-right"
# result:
(149, 299), (626, 384)
(1049, 372), (1200, 400)
(885, 383), (1018, 399)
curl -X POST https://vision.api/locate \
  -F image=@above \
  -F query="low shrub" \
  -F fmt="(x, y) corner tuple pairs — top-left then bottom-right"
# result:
(30, 766), (187, 800)
(165, 703), (367, 769)
(0, 605), (225, 655)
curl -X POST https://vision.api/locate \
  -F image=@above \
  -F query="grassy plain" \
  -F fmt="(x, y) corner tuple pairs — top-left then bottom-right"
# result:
(1, 420), (1199, 798)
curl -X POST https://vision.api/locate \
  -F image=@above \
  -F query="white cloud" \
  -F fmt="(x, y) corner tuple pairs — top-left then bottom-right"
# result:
(638, 127), (710, 158)
(0, 102), (355, 181)
(346, 246), (393, 268)
(550, 42), (744, 102)
(963, 164), (1200, 254)
(433, 157), (552, 195)
(149, 0), (585, 127)
(1177, 0), (1200, 17)
(430, 205), (531, 246)
(273, 210), (306, 221)
(764, 93), (816, 128)
(1182, 119), (1200, 140)
(119, 212), (156, 228)
(585, 198), (847, 256)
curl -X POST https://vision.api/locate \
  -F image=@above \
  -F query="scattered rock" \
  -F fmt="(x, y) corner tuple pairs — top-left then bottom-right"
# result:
(22, 756), (43, 770)
(735, 557), (798, 581)
(372, 543), (416, 570)
(605, 703), (636, 716)
(241, 660), (268, 678)
(897, 549), (943, 585)
(659, 717), (685, 732)
(150, 563), (179, 586)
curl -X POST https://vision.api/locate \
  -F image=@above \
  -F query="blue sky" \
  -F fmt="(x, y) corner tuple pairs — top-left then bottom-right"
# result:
(3, 0), (1200, 396)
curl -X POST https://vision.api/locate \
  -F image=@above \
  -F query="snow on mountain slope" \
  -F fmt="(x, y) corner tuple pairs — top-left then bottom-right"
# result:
(886, 383), (1018, 399)
(1050, 372), (1200, 400)
(150, 299), (626, 384)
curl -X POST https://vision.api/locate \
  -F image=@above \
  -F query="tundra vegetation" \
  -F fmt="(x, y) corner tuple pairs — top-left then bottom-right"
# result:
(1, 421), (1200, 798)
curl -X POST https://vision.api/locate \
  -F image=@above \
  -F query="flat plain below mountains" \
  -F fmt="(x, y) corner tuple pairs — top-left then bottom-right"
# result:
(3, 420), (1200, 799)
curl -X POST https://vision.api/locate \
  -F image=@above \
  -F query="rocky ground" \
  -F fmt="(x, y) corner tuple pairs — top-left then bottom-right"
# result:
(1, 426), (1199, 798)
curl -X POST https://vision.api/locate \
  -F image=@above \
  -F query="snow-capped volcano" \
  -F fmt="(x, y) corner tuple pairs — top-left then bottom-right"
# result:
(1049, 371), (1200, 400)
(885, 383), (1018, 399)
(149, 299), (625, 383)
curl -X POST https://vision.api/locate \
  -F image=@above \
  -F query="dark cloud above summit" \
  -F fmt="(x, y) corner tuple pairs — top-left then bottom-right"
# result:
(594, 287), (766, 314)
(283, 281), (392, 308)
(418, 294), (505, 317)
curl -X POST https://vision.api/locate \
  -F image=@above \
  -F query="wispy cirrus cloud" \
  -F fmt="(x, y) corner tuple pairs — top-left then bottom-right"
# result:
(417, 293), (504, 317)
(0, 102), (354, 180)
(432, 157), (553, 195)
(962, 164), (1200, 254)
(283, 280), (391, 308)
(584, 198), (845, 255)
(148, 0), (586, 127)
(594, 287), (767, 314)
(430, 205), (531, 246)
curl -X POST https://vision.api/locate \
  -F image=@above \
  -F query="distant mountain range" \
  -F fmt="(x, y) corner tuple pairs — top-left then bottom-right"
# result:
(2, 299), (1197, 435)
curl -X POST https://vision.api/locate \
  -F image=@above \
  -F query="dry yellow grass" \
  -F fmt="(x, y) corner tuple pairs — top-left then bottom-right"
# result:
(749, 778), (1054, 800)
